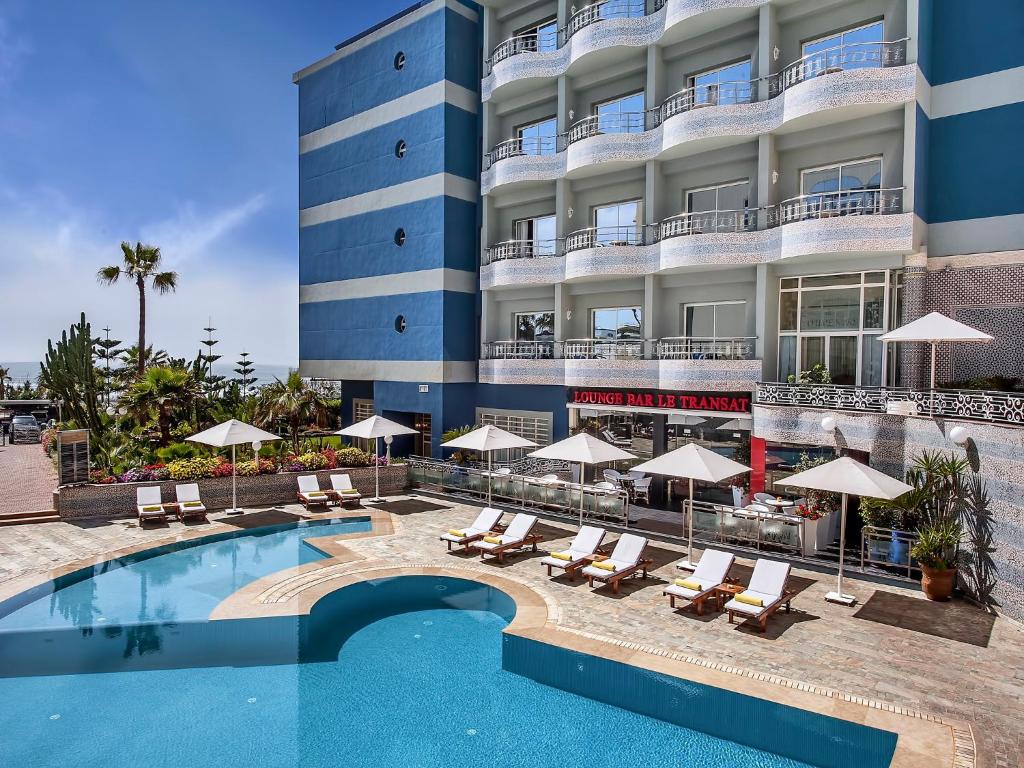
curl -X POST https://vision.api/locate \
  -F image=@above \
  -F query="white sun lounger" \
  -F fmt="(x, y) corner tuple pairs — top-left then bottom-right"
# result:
(297, 475), (332, 509)
(330, 473), (362, 506)
(174, 483), (207, 521)
(724, 558), (794, 632)
(136, 486), (168, 524)
(663, 549), (735, 615)
(471, 513), (541, 563)
(439, 507), (504, 551)
(580, 533), (651, 594)
(540, 525), (607, 580)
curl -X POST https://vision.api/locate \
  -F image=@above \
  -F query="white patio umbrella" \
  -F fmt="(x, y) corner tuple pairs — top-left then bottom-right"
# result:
(187, 419), (282, 514)
(528, 433), (635, 526)
(336, 415), (417, 502)
(778, 456), (912, 606)
(441, 425), (537, 506)
(879, 311), (992, 392)
(632, 443), (750, 569)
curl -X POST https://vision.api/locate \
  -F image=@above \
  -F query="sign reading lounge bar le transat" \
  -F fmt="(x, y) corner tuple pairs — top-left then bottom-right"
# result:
(568, 387), (752, 414)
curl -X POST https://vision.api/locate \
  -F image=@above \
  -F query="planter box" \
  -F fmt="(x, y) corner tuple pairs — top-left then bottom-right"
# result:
(800, 515), (835, 557)
(56, 465), (409, 520)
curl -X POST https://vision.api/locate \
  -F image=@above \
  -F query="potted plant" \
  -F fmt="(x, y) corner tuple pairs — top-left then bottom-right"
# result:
(911, 518), (962, 601)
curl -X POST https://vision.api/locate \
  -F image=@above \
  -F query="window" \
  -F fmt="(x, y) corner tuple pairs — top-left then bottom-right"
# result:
(686, 180), (750, 213)
(514, 311), (555, 342)
(513, 214), (556, 255)
(593, 200), (641, 245)
(394, 140), (407, 158)
(517, 17), (558, 53)
(593, 307), (642, 340)
(683, 301), (746, 339)
(777, 271), (896, 386)
(394, 315), (407, 333)
(595, 92), (645, 134)
(803, 20), (884, 72)
(394, 52), (406, 70)
(800, 157), (882, 216)
(690, 59), (752, 105)
(394, 228), (406, 246)
(516, 116), (558, 156)
(352, 399), (375, 452)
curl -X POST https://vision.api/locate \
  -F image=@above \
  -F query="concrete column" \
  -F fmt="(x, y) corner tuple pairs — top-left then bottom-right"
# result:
(482, 6), (498, 67)
(756, 133), (778, 213)
(900, 258), (929, 389)
(557, 0), (570, 30)
(644, 159), (663, 226)
(901, 102), (917, 221)
(645, 45), (664, 113)
(754, 264), (771, 379)
(482, 101), (498, 158)
(651, 413), (668, 506)
(554, 283), (568, 344)
(643, 274), (656, 356)
(480, 289), (494, 345)
(557, 176), (575, 242)
(756, 3), (778, 102)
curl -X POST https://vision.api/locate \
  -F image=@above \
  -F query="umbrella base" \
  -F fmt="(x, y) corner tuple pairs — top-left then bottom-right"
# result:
(225, 508), (246, 516)
(674, 560), (698, 571)
(825, 590), (857, 606)
(365, 498), (386, 504)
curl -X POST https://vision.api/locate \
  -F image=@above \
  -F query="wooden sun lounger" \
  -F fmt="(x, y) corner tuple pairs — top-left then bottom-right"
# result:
(585, 557), (654, 594)
(726, 589), (795, 632)
(476, 532), (543, 563)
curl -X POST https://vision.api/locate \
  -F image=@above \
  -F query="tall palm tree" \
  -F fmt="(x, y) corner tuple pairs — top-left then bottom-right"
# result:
(257, 371), (329, 454)
(124, 366), (200, 446)
(97, 242), (178, 376)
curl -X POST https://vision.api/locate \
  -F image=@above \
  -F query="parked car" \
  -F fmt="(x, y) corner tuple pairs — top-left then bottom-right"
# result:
(11, 415), (41, 444)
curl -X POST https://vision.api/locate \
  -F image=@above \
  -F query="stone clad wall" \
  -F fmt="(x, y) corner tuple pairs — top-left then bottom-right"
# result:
(753, 405), (1024, 621)
(56, 465), (409, 520)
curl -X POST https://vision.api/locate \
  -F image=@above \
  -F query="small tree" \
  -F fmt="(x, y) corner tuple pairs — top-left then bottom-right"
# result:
(124, 365), (201, 446)
(39, 313), (104, 435)
(256, 371), (329, 454)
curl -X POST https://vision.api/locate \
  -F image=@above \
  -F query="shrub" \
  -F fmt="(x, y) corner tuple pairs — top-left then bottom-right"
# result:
(334, 447), (371, 467)
(167, 457), (221, 482)
(40, 427), (58, 456)
(322, 447), (338, 469)
(90, 469), (115, 484)
(156, 442), (205, 463)
(212, 461), (235, 478)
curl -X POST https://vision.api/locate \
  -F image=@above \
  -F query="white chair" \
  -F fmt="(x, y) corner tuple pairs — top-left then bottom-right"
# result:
(471, 513), (540, 563)
(753, 492), (776, 504)
(330, 473), (362, 506)
(540, 525), (607, 579)
(601, 429), (632, 448)
(723, 558), (793, 632)
(136, 486), (167, 525)
(631, 476), (652, 504)
(439, 507), (504, 551)
(593, 481), (617, 491)
(580, 533), (651, 594)
(297, 475), (331, 508)
(603, 469), (623, 485)
(730, 485), (748, 508)
(664, 549), (736, 615)
(626, 470), (646, 481)
(174, 483), (207, 521)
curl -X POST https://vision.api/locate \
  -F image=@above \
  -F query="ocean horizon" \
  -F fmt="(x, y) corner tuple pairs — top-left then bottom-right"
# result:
(1, 361), (297, 388)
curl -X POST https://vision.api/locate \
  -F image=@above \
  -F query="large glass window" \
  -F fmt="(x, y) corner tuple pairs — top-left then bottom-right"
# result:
(514, 311), (555, 342)
(686, 180), (750, 213)
(595, 92), (645, 134)
(594, 200), (641, 245)
(683, 301), (746, 339)
(517, 17), (558, 53)
(800, 157), (882, 216)
(593, 307), (642, 340)
(778, 271), (895, 385)
(513, 214), (556, 255)
(516, 117), (557, 156)
(690, 59), (752, 105)
(803, 20), (884, 72)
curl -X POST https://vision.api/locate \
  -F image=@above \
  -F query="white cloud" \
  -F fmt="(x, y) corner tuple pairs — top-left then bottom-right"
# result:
(0, 187), (297, 366)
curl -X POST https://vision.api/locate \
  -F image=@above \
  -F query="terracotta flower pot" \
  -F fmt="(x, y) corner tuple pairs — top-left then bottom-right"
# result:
(920, 565), (957, 601)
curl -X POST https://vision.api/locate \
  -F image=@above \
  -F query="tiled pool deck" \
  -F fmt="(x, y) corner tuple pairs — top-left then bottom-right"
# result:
(1, 495), (1021, 767)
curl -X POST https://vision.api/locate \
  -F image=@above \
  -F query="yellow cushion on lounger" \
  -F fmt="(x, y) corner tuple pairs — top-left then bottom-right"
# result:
(550, 551), (572, 561)
(448, 529), (466, 537)
(183, 501), (203, 508)
(592, 560), (616, 571)
(674, 578), (700, 590)
(339, 489), (360, 495)
(735, 593), (763, 607)
(307, 491), (327, 497)
(141, 505), (162, 512)
(483, 535), (502, 545)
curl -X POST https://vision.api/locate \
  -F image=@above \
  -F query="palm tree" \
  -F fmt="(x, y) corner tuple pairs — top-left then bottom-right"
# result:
(97, 242), (178, 376)
(0, 366), (9, 399)
(124, 366), (200, 446)
(257, 371), (329, 454)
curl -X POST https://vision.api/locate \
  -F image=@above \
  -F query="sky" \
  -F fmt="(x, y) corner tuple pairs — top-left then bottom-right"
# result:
(0, 0), (413, 366)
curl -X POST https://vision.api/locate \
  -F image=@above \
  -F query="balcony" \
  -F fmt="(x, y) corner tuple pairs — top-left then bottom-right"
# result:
(564, 0), (648, 42)
(564, 225), (645, 253)
(768, 40), (908, 98)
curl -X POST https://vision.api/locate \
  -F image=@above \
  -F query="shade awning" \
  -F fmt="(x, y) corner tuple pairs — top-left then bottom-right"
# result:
(878, 312), (993, 343)
(776, 456), (912, 499)
(336, 415), (418, 440)
(441, 424), (537, 452)
(187, 419), (282, 447)
(632, 443), (750, 482)
(528, 432), (635, 465)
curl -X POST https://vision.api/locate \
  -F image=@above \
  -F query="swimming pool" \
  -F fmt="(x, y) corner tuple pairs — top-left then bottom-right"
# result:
(0, 526), (897, 768)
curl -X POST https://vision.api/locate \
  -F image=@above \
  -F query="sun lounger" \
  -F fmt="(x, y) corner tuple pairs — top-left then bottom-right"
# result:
(472, 513), (541, 563)
(581, 533), (652, 594)
(330, 473), (362, 506)
(540, 525), (607, 580)
(136, 486), (168, 525)
(174, 483), (207, 521)
(663, 549), (735, 615)
(439, 507), (504, 551)
(724, 558), (794, 632)
(297, 475), (332, 509)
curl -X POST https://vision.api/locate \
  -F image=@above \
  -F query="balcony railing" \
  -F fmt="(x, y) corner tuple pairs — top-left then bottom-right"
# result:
(769, 39), (908, 97)
(487, 29), (559, 69)
(565, 111), (650, 145)
(658, 80), (757, 123)
(564, 225), (644, 252)
(482, 341), (556, 360)
(565, 338), (644, 359)
(658, 208), (759, 239)
(756, 381), (1024, 427)
(483, 239), (559, 265)
(769, 188), (904, 226)
(565, 0), (648, 41)
(655, 336), (756, 360)
(484, 136), (559, 169)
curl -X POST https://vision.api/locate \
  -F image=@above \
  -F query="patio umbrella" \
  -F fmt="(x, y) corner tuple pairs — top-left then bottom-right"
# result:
(528, 433), (635, 526)
(187, 419), (282, 514)
(879, 312), (992, 392)
(632, 443), (750, 569)
(778, 456), (912, 606)
(441, 425), (537, 506)
(336, 415), (417, 502)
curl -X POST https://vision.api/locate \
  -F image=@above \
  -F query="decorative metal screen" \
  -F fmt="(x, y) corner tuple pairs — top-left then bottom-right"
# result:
(478, 411), (552, 465)
(57, 429), (90, 485)
(351, 400), (375, 452)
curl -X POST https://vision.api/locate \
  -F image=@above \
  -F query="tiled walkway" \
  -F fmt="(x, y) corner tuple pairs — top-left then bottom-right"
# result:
(0, 442), (56, 515)
(1, 496), (1021, 767)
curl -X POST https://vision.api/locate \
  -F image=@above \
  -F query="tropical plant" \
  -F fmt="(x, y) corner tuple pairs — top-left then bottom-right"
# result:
(123, 366), (201, 446)
(911, 518), (963, 571)
(155, 441), (205, 463)
(787, 452), (839, 517)
(787, 364), (832, 385)
(440, 425), (474, 444)
(166, 457), (222, 482)
(97, 242), (179, 375)
(256, 371), (329, 454)
(0, 365), (9, 398)
(39, 313), (105, 436)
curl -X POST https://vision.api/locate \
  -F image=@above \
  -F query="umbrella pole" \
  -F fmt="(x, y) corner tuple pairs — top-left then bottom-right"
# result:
(687, 477), (695, 567)
(231, 444), (238, 513)
(930, 342), (936, 415)
(579, 462), (584, 528)
(826, 492), (856, 606)
(374, 436), (381, 502)
(487, 451), (492, 507)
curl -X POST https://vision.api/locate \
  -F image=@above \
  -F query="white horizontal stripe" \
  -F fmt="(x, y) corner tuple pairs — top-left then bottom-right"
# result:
(927, 65), (1024, 119)
(300, 81), (478, 154)
(294, 0), (477, 82)
(299, 359), (477, 384)
(928, 213), (1024, 257)
(299, 173), (478, 227)
(926, 250), (1024, 270)
(299, 268), (477, 303)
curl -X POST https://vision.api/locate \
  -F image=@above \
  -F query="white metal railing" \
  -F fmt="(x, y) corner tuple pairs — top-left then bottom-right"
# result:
(487, 29), (559, 69)
(658, 80), (757, 123)
(769, 39), (909, 97)
(482, 341), (557, 360)
(564, 225), (644, 252)
(484, 136), (559, 168)
(861, 525), (919, 577)
(770, 188), (904, 225)
(565, 111), (648, 145)
(564, 338), (644, 359)
(565, 0), (647, 40)
(655, 337), (756, 360)
(483, 239), (559, 265)
(658, 208), (759, 239)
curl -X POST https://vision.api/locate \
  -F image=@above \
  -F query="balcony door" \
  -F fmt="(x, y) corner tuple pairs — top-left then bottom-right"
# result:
(516, 17), (558, 53)
(515, 311), (555, 342)
(689, 59), (752, 106)
(595, 92), (645, 134)
(593, 307), (642, 340)
(800, 157), (882, 215)
(513, 214), (556, 255)
(593, 200), (640, 246)
(685, 180), (750, 232)
(803, 20), (884, 72)
(516, 117), (557, 156)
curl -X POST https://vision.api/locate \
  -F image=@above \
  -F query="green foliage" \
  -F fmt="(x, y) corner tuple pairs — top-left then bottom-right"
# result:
(938, 375), (1021, 393)
(334, 447), (371, 467)
(155, 442), (205, 462)
(123, 365), (202, 446)
(255, 370), (330, 454)
(40, 313), (105, 437)
(787, 364), (832, 385)
(911, 518), (964, 570)
(167, 457), (222, 482)
(787, 452), (839, 517)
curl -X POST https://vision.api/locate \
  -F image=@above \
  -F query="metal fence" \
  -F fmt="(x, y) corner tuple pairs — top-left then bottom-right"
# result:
(768, 39), (909, 97)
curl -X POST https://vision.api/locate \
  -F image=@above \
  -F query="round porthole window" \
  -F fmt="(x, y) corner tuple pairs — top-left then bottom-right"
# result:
(394, 228), (406, 246)
(394, 52), (406, 70)
(394, 315), (407, 333)
(395, 140), (407, 158)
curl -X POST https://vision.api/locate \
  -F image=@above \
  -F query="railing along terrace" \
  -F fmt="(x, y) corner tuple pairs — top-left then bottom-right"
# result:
(564, 225), (644, 252)
(769, 39), (909, 97)
(756, 381), (1024, 427)
(565, 111), (649, 145)
(769, 188), (903, 226)
(658, 208), (759, 239)
(487, 28), (559, 69)
(482, 340), (557, 360)
(686, 499), (803, 554)
(484, 136), (559, 169)
(658, 80), (757, 123)
(565, 0), (648, 40)
(655, 336), (756, 361)
(483, 239), (559, 265)
(564, 338), (644, 359)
